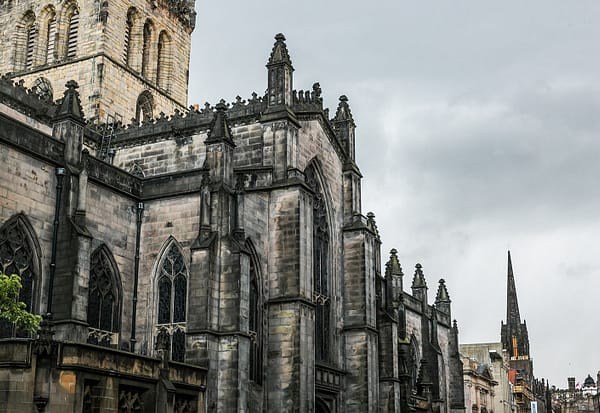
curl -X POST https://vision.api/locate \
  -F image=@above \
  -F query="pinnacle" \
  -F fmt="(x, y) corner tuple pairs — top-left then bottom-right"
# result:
(435, 278), (450, 303)
(412, 263), (427, 288)
(333, 94), (355, 124)
(267, 33), (293, 67)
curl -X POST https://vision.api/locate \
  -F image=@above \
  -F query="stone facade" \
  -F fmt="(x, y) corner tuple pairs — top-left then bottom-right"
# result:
(0, 0), (193, 123)
(0, 2), (467, 409)
(461, 355), (497, 413)
(460, 343), (514, 413)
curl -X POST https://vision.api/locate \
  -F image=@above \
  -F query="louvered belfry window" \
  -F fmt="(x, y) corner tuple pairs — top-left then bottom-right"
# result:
(46, 17), (56, 63)
(25, 25), (36, 69)
(123, 11), (134, 65)
(156, 243), (187, 362)
(66, 10), (79, 58)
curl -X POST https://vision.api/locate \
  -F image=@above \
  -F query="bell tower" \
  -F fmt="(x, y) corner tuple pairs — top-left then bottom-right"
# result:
(0, 0), (195, 123)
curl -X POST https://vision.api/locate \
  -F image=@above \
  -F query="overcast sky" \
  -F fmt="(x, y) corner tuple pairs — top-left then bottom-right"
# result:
(189, 1), (600, 387)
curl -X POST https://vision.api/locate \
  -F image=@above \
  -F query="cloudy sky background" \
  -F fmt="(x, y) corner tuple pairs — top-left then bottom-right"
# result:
(188, 1), (600, 387)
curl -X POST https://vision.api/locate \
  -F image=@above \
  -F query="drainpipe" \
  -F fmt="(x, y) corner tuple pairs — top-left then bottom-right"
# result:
(130, 202), (144, 352)
(46, 167), (66, 315)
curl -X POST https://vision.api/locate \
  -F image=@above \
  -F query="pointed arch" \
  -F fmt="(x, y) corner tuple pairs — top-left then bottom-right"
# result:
(59, 1), (79, 60)
(87, 244), (122, 346)
(156, 30), (172, 90)
(409, 335), (420, 389)
(154, 237), (188, 362)
(141, 19), (154, 79)
(305, 159), (333, 363)
(39, 5), (57, 65)
(245, 239), (263, 384)
(0, 213), (42, 337)
(135, 91), (154, 124)
(14, 10), (37, 71)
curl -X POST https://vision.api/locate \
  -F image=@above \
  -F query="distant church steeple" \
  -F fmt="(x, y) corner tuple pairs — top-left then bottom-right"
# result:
(500, 251), (532, 370)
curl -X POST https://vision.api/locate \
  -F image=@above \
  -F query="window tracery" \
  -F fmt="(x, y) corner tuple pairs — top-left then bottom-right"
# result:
(248, 249), (262, 384)
(32, 77), (53, 102)
(305, 165), (331, 362)
(136, 91), (153, 123)
(0, 215), (37, 337)
(155, 242), (187, 362)
(87, 245), (120, 347)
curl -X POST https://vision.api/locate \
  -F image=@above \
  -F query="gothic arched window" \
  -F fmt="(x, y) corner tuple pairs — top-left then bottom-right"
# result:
(305, 164), (331, 363)
(32, 77), (53, 102)
(141, 20), (153, 78)
(156, 31), (171, 90)
(123, 9), (135, 65)
(155, 241), (187, 362)
(135, 91), (153, 124)
(247, 243), (263, 384)
(0, 214), (39, 337)
(409, 336), (419, 389)
(65, 7), (79, 59)
(14, 11), (36, 71)
(39, 6), (56, 65)
(87, 245), (121, 346)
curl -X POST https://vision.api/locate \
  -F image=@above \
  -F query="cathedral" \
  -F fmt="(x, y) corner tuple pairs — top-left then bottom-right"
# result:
(0, 0), (466, 412)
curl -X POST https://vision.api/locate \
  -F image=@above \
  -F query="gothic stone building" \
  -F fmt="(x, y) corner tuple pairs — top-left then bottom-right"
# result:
(0, 1), (466, 411)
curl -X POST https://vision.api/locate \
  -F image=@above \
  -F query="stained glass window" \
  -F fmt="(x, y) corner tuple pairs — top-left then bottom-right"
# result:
(155, 242), (187, 362)
(0, 215), (37, 337)
(248, 254), (262, 383)
(305, 166), (331, 362)
(87, 246), (120, 346)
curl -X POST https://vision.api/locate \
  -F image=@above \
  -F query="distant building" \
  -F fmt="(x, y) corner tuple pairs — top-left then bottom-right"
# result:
(461, 354), (498, 413)
(552, 374), (599, 413)
(460, 343), (514, 413)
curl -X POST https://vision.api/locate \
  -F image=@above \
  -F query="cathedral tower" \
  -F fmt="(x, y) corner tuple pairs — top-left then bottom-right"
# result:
(0, 0), (195, 123)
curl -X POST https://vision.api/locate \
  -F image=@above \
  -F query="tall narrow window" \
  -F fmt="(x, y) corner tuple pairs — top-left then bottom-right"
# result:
(66, 9), (79, 59)
(155, 242), (187, 362)
(14, 11), (36, 71)
(305, 165), (331, 362)
(123, 10), (135, 65)
(87, 245), (121, 347)
(141, 21), (152, 78)
(156, 31), (171, 89)
(248, 250), (262, 384)
(25, 24), (37, 69)
(0, 215), (39, 338)
(46, 16), (56, 63)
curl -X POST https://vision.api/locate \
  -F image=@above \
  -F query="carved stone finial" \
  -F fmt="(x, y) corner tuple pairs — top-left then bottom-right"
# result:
(54, 80), (84, 122)
(268, 33), (293, 67)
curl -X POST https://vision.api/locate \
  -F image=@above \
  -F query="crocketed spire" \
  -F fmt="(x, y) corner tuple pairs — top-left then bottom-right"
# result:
(267, 33), (293, 68)
(206, 100), (234, 146)
(333, 95), (355, 125)
(411, 263), (427, 289)
(435, 279), (450, 303)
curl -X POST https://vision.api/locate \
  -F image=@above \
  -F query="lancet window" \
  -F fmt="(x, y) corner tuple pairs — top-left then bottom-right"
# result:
(87, 245), (121, 346)
(0, 215), (38, 337)
(141, 20), (152, 78)
(156, 31), (171, 89)
(305, 165), (331, 362)
(155, 242), (187, 362)
(15, 11), (36, 71)
(65, 9), (79, 59)
(248, 248), (263, 383)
